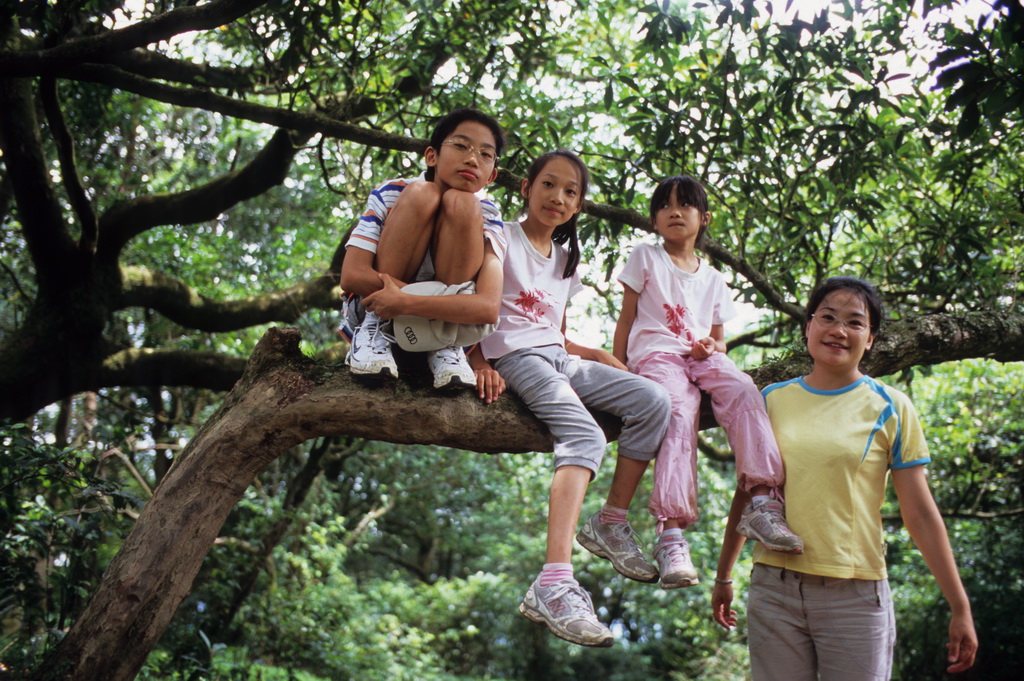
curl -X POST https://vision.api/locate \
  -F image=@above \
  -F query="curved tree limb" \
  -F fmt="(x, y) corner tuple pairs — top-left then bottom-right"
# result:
(35, 326), (562, 681)
(100, 347), (247, 392)
(0, 0), (272, 76)
(63, 62), (424, 152)
(867, 310), (1024, 373)
(119, 266), (340, 332)
(40, 75), (98, 252)
(0, 73), (78, 291)
(747, 310), (1024, 387)
(98, 128), (303, 258)
(105, 48), (258, 91)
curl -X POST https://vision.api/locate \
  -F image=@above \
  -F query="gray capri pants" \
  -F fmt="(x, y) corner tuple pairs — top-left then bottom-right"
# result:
(494, 345), (671, 476)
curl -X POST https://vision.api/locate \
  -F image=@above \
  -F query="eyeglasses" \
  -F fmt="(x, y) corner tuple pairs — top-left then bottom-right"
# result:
(441, 138), (497, 164)
(811, 313), (870, 334)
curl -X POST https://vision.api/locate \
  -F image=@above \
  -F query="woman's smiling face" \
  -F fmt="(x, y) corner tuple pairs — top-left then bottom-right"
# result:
(805, 289), (876, 376)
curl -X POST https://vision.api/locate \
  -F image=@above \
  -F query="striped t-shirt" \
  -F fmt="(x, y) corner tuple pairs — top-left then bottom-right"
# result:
(346, 175), (507, 272)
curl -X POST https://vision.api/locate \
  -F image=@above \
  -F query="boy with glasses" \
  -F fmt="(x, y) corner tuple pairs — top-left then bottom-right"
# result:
(340, 109), (507, 388)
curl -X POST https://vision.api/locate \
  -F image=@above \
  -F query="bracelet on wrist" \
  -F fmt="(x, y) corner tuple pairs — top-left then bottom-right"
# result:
(714, 578), (733, 585)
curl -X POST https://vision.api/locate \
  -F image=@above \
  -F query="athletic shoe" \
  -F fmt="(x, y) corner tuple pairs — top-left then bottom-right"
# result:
(736, 498), (804, 554)
(519, 578), (614, 648)
(346, 317), (398, 378)
(427, 345), (476, 389)
(576, 513), (659, 583)
(654, 535), (699, 589)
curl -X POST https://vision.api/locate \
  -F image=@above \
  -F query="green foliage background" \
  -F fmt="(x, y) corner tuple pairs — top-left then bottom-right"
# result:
(2, 0), (1023, 679)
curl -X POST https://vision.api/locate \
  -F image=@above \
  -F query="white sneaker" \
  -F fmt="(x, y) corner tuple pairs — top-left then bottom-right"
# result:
(576, 513), (659, 583)
(737, 499), (804, 554)
(346, 316), (398, 378)
(519, 578), (613, 648)
(654, 535), (699, 589)
(427, 345), (475, 389)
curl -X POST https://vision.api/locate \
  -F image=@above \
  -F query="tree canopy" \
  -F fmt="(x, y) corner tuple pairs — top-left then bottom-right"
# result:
(1, 1), (1022, 680)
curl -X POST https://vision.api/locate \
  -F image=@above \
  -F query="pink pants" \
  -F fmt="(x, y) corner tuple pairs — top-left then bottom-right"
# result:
(634, 352), (784, 531)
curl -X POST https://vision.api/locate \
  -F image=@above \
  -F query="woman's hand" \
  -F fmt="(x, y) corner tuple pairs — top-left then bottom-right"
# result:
(712, 581), (738, 630)
(945, 611), (978, 673)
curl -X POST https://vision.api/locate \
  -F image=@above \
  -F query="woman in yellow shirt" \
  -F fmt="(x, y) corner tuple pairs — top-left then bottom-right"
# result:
(711, 276), (977, 680)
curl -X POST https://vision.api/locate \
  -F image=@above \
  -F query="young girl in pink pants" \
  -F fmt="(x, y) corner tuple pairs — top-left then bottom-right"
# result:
(577, 176), (803, 590)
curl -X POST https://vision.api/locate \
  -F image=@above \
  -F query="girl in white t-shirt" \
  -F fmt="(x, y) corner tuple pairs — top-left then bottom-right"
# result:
(583, 176), (804, 591)
(469, 150), (671, 648)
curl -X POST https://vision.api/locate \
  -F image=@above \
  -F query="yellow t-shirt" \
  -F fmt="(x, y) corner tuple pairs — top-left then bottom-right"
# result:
(753, 376), (930, 580)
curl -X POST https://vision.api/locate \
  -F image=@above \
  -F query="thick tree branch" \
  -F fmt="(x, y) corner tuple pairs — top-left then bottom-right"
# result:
(106, 48), (257, 91)
(98, 128), (302, 258)
(63, 62), (423, 152)
(100, 347), (246, 392)
(869, 310), (1024, 373)
(0, 74), (78, 294)
(36, 326), (565, 681)
(747, 310), (1024, 387)
(0, 0), (271, 76)
(119, 266), (340, 331)
(40, 76), (98, 252)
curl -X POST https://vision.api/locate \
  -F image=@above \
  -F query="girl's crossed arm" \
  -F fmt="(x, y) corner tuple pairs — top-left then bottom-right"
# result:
(613, 285), (640, 367)
(563, 311), (627, 371)
(691, 323), (726, 360)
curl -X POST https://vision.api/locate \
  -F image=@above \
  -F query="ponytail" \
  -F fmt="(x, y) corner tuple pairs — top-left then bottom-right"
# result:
(552, 221), (581, 279)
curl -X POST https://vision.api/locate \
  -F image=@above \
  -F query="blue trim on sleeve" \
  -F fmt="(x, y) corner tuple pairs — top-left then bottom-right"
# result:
(861, 376), (921, 468)
(891, 456), (930, 469)
(863, 377), (899, 465)
(761, 376), (803, 402)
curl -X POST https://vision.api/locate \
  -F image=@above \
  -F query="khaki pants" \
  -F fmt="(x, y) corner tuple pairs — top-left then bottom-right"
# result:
(748, 563), (896, 681)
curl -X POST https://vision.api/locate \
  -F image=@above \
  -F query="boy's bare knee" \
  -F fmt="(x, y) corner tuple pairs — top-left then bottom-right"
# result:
(396, 181), (443, 212)
(440, 189), (484, 228)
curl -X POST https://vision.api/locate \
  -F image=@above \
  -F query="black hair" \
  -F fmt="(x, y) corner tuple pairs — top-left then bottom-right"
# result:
(803, 276), (884, 359)
(424, 108), (506, 181)
(523, 149), (589, 279)
(649, 176), (711, 249)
